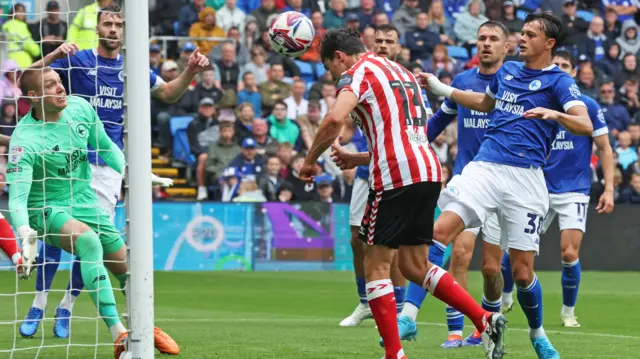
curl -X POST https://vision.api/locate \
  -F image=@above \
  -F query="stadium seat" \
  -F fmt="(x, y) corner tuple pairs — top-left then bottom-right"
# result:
(294, 60), (315, 83)
(472, 47), (477, 57)
(170, 116), (196, 166)
(315, 62), (326, 78)
(447, 46), (469, 61)
(516, 10), (528, 21)
(576, 10), (594, 23)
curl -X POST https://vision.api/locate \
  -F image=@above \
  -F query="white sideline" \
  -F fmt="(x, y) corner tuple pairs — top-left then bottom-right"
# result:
(155, 317), (640, 340)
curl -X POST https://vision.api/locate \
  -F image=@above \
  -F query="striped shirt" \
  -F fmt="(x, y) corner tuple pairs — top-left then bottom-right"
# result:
(337, 52), (442, 191)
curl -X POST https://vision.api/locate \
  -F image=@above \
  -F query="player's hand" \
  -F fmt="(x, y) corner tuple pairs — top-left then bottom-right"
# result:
(17, 226), (38, 279)
(596, 190), (615, 214)
(299, 162), (317, 182)
(330, 136), (358, 170)
(416, 73), (453, 98)
(415, 72), (435, 90)
(523, 107), (559, 121)
(151, 173), (174, 187)
(185, 47), (210, 74)
(51, 43), (79, 61)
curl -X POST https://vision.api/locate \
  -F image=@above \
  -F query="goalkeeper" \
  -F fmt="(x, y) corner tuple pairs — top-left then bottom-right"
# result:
(8, 67), (135, 356)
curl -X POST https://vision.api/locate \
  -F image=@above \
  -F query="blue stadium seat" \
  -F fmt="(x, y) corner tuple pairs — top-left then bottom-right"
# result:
(170, 116), (196, 166)
(294, 60), (315, 83)
(447, 46), (469, 61)
(315, 62), (326, 78)
(516, 10), (528, 21)
(472, 47), (477, 57)
(576, 10), (594, 23)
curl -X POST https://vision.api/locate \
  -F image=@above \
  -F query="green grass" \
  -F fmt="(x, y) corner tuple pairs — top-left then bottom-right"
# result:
(0, 271), (639, 358)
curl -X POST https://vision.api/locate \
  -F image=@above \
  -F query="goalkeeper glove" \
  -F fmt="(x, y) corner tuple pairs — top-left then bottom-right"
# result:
(17, 225), (37, 279)
(151, 173), (174, 187)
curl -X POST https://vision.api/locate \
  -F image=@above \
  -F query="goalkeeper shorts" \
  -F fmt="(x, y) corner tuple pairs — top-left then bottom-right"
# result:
(29, 205), (124, 254)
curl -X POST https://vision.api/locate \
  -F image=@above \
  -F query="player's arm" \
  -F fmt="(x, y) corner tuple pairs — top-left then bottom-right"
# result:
(152, 48), (210, 104)
(594, 134), (615, 213)
(418, 73), (495, 113)
(29, 43), (78, 69)
(85, 104), (126, 174)
(337, 115), (357, 144)
(6, 143), (34, 230)
(548, 106), (593, 135)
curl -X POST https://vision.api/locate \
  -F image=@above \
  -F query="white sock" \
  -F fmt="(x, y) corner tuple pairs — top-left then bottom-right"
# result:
(399, 302), (419, 322)
(59, 291), (78, 311)
(528, 326), (546, 339)
(32, 291), (48, 310)
(561, 305), (575, 318)
(109, 322), (127, 342)
(502, 291), (513, 304)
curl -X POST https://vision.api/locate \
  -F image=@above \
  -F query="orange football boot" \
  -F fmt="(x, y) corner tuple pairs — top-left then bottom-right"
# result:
(154, 326), (180, 355)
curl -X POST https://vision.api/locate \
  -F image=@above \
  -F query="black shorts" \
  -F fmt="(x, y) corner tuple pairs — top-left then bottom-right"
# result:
(359, 181), (441, 249)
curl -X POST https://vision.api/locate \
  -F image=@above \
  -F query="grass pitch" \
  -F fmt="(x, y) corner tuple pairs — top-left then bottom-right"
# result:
(0, 271), (638, 358)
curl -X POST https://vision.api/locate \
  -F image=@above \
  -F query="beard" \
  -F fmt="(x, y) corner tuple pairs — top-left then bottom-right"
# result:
(99, 36), (122, 52)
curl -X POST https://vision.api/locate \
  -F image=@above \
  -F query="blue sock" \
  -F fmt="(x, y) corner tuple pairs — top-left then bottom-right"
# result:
(66, 258), (84, 297)
(446, 306), (464, 335)
(481, 296), (502, 313)
(394, 286), (406, 313)
(356, 277), (367, 304)
(516, 275), (544, 331)
(561, 259), (581, 308)
(35, 244), (62, 292)
(501, 251), (514, 294)
(403, 240), (446, 309)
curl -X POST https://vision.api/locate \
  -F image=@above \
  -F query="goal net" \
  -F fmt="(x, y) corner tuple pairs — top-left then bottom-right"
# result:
(0, 0), (154, 357)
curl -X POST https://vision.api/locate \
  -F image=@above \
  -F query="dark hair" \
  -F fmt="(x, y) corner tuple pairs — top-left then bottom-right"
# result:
(478, 20), (509, 39)
(274, 100), (287, 109)
(242, 71), (254, 81)
(308, 100), (321, 109)
(270, 63), (284, 70)
(219, 121), (234, 130)
(228, 26), (240, 33)
(98, 4), (122, 23)
(267, 155), (281, 164)
(553, 50), (576, 68)
(524, 13), (565, 51)
(12, 3), (24, 14)
(320, 28), (366, 61)
(18, 67), (54, 96)
(375, 24), (401, 40)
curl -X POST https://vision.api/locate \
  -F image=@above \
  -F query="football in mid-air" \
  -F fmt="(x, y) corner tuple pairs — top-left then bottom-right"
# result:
(268, 11), (315, 58)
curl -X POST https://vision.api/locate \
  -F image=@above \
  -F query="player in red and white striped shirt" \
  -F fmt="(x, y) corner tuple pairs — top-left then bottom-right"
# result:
(300, 28), (507, 359)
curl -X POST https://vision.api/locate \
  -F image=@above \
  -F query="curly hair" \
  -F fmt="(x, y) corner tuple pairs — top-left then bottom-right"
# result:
(320, 27), (366, 62)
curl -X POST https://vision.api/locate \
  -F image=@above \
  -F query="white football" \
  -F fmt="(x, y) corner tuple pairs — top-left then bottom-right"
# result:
(268, 11), (315, 58)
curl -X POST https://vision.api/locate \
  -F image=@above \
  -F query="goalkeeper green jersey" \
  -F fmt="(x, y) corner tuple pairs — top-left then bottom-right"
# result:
(6, 95), (125, 229)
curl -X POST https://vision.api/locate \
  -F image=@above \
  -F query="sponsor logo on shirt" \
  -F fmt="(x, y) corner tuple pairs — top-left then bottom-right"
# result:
(87, 69), (97, 76)
(529, 80), (542, 91)
(569, 83), (582, 99)
(9, 146), (23, 164)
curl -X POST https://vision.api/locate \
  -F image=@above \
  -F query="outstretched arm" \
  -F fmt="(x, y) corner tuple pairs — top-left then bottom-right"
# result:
(418, 73), (495, 113)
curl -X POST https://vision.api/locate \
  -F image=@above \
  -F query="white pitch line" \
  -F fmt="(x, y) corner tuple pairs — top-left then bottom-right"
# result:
(155, 318), (640, 340)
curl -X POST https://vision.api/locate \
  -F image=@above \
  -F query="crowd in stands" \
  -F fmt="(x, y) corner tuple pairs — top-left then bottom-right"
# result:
(0, 0), (638, 204)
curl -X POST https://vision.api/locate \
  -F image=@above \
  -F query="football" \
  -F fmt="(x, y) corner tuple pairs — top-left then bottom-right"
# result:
(268, 11), (315, 58)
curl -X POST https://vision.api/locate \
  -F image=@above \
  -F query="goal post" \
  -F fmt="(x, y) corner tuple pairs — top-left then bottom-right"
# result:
(123, 0), (155, 357)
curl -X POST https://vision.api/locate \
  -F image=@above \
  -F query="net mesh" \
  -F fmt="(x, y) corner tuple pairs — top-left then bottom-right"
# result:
(0, 1), (130, 357)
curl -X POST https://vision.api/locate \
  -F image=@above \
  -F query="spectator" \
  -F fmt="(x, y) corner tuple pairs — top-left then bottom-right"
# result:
(253, 118), (279, 156)
(406, 12), (441, 61)
(284, 79), (308, 120)
(576, 61), (600, 99)
(177, 42), (197, 74)
(267, 101), (300, 146)
(422, 44), (463, 78)
(605, 7), (623, 41)
(361, 26), (376, 51)
(618, 173), (640, 203)
(189, 7), (226, 55)
(597, 41), (622, 78)
(233, 176), (267, 202)
(235, 103), (256, 141)
(244, 46), (270, 85)
(258, 64), (291, 112)
(215, 41), (243, 92)
(299, 11), (325, 62)
(258, 156), (285, 201)
(345, 13), (361, 31)
(377, 0), (401, 20)
(210, 27), (250, 66)
(66, 0), (112, 49)
(219, 167), (241, 201)
(316, 177), (334, 203)
(0, 60), (21, 102)
(615, 53), (639, 87)
(426, 0), (455, 46)
(599, 82), (632, 136)
(288, 154), (318, 200)
(216, 0), (246, 32)
(276, 181), (294, 202)
(255, 30), (302, 79)
(504, 31), (520, 62)
(440, 163), (452, 190)
(500, 1), (523, 34)
(250, 0), (280, 32)
(206, 122), (241, 187)
(454, 0), (488, 57)
(324, 0), (346, 29)
(562, 0), (589, 46)
(583, 16), (608, 64)
(391, 0), (421, 37)
(619, 77), (640, 115)
(179, 0), (206, 36)
(187, 98), (220, 200)
(243, 18), (260, 50)
(356, 0), (376, 30)
(374, 11), (390, 28)
(616, 19), (640, 58)
(283, 0), (311, 17)
(629, 122), (640, 147)
(149, 44), (163, 75)
(237, 72), (262, 116)
(0, 102), (16, 137)
(229, 137), (267, 176)
(617, 131), (638, 169)
(297, 100), (322, 150)
(332, 167), (354, 203)
(603, 0), (638, 23)
(319, 82), (336, 117)
(3, 4), (40, 68)
(151, 0), (184, 36)
(194, 68), (224, 104)
(30, 1), (67, 57)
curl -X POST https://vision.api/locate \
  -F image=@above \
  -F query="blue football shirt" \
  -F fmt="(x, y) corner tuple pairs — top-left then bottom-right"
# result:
(352, 128), (369, 181)
(437, 68), (494, 175)
(477, 61), (586, 168)
(51, 49), (165, 165)
(544, 95), (609, 195)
